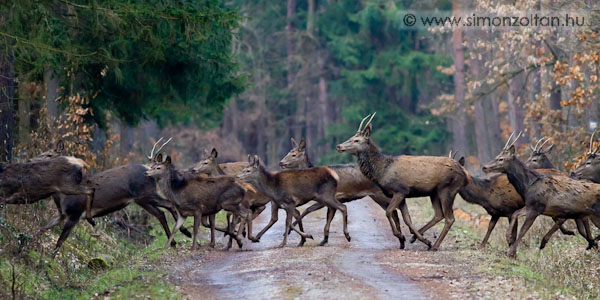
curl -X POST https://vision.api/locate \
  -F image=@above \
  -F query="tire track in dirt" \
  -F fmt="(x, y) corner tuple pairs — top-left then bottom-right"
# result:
(171, 199), (431, 300)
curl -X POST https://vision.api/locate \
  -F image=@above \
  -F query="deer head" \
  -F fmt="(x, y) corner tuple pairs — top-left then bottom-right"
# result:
(525, 137), (555, 169)
(336, 113), (376, 154)
(571, 130), (600, 182)
(280, 138), (307, 169)
(237, 155), (261, 183)
(190, 148), (219, 174)
(144, 153), (172, 179)
(482, 131), (522, 173)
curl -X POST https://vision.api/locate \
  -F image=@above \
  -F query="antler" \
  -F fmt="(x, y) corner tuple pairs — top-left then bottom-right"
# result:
(533, 137), (545, 152)
(538, 137), (550, 152)
(357, 114), (372, 133)
(448, 150), (458, 159)
(147, 137), (173, 160)
(364, 112), (376, 129)
(504, 131), (522, 150)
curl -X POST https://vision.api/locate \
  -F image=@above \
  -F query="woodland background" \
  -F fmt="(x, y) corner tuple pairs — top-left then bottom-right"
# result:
(1, 1), (600, 299)
(1, 0), (599, 171)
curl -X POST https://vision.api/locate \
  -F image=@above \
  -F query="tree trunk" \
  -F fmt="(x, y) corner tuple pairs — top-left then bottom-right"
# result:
(508, 72), (526, 143)
(119, 121), (134, 156)
(0, 52), (15, 162)
(451, 0), (467, 155)
(44, 70), (59, 125)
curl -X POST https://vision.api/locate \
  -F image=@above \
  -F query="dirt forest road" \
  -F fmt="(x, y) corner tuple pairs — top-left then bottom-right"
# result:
(168, 199), (476, 300)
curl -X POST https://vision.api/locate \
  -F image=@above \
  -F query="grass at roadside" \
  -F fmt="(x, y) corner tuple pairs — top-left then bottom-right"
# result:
(406, 196), (600, 299)
(0, 204), (228, 299)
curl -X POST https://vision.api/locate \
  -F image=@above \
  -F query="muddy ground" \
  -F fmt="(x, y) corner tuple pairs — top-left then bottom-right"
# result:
(163, 198), (532, 300)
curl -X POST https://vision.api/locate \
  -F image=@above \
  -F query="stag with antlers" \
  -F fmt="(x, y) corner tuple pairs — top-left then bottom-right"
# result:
(337, 113), (470, 250)
(483, 132), (599, 257)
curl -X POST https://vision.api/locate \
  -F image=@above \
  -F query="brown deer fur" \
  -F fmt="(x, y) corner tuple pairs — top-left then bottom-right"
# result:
(238, 155), (347, 247)
(483, 133), (599, 258)
(280, 137), (417, 248)
(337, 113), (469, 250)
(145, 154), (252, 250)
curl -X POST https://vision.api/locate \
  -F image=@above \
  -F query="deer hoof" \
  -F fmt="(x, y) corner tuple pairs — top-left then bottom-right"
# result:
(209, 243), (216, 248)
(250, 237), (260, 243)
(409, 235), (418, 244)
(478, 243), (487, 249)
(306, 234), (314, 240)
(345, 233), (351, 242)
(317, 240), (328, 247)
(297, 240), (306, 247)
(539, 242), (547, 250)
(277, 242), (286, 248)
(87, 218), (96, 227)
(561, 230), (575, 236)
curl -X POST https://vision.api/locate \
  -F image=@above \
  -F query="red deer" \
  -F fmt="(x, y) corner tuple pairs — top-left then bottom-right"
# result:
(145, 153), (252, 249)
(34, 138), (192, 249)
(237, 155), (348, 247)
(452, 148), (573, 248)
(482, 132), (599, 257)
(279, 137), (419, 248)
(337, 113), (470, 250)
(189, 148), (307, 246)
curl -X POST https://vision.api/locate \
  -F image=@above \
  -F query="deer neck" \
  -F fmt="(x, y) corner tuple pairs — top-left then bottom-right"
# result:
(356, 142), (388, 184)
(156, 167), (185, 202)
(505, 159), (542, 199)
(252, 166), (279, 199)
(301, 153), (313, 169)
(211, 163), (226, 176)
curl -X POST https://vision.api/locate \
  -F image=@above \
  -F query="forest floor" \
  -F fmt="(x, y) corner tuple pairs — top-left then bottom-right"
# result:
(159, 197), (588, 300)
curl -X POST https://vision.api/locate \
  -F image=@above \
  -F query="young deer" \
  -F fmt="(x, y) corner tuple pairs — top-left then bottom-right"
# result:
(280, 137), (418, 248)
(483, 132), (599, 257)
(145, 153), (252, 249)
(190, 148), (305, 245)
(237, 155), (348, 247)
(337, 113), (470, 250)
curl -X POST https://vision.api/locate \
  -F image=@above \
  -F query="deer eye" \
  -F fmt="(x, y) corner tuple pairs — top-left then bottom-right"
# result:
(498, 158), (504, 162)
(354, 140), (359, 143)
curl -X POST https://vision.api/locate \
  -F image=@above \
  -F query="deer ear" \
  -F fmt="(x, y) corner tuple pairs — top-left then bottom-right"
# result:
(247, 154), (253, 164)
(156, 153), (163, 163)
(253, 155), (260, 167)
(56, 140), (64, 152)
(291, 138), (297, 148)
(165, 156), (172, 165)
(458, 157), (465, 166)
(298, 139), (306, 151)
(507, 145), (516, 155)
(543, 144), (554, 154)
(211, 148), (218, 159)
(362, 123), (372, 138)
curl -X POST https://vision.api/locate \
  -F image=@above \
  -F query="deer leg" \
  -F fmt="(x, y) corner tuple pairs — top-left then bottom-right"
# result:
(575, 218), (597, 250)
(391, 210), (405, 249)
(430, 189), (458, 251)
(590, 216), (600, 241)
(410, 193), (443, 243)
(255, 201), (279, 241)
(318, 207), (336, 246)
(247, 207), (264, 242)
(396, 197), (431, 248)
(209, 214), (216, 248)
(293, 203), (325, 228)
(39, 195), (65, 233)
(507, 209), (539, 258)
(556, 217), (575, 235)
(54, 215), (81, 250)
(136, 201), (175, 246)
(150, 196), (192, 238)
(279, 205), (294, 248)
(388, 194), (417, 247)
(506, 216), (518, 246)
(192, 212), (202, 250)
(540, 218), (566, 249)
(480, 215), (499, 248)
(165, 210), (185, 249)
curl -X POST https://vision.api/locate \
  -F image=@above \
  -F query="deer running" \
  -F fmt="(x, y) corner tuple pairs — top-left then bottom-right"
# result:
(145, 153), (252, 249)
(482, 132), (599, 257)
(337, 113), (470, 250)
(237, 155), (348, 247)
(280, 137), (419, 248)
